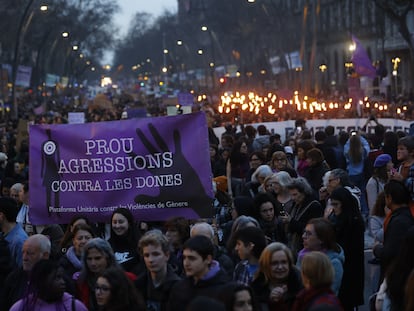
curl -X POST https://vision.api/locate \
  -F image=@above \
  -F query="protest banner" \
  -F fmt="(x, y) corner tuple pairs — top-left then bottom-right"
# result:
(29, 112), (214, 224)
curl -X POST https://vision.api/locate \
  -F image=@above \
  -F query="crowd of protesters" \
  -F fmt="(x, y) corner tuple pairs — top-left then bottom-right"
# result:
(1, 90), (414, 311)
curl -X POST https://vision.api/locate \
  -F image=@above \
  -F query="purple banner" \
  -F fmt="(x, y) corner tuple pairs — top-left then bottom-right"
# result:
(29, 112), (214, 224)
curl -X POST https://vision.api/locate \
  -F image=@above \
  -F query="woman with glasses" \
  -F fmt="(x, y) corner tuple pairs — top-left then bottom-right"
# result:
(246, 151), (266, 182)
(269, 151), (297, 178)
(251, 242), (302, 311)
(296, 218), (344, 295)
(95, 266), (145, 311)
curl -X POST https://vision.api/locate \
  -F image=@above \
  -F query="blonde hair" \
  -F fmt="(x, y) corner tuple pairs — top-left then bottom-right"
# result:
(301, 251), (334, 288)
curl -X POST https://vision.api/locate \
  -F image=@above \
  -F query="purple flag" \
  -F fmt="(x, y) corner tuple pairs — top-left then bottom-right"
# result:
(351, 35), (376, 79)
(29, 112), (214, 224)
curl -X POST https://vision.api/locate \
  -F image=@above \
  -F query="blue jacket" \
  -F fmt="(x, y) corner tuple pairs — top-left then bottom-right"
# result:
(344, 136), (370, 176)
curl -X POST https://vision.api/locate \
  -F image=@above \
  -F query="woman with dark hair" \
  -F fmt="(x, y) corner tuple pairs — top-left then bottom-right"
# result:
(251, 242), (303, 311)
(297, 218), (344, 295)
(59, 223), (95, 280)
(304, 148), (330, 196)
(108, 207), (141, 273)
(211, 144), (227, 177)
(227, 140), (251, 197)
(60, 215), (94, 255)
(253, 192), (285, 243)
(219, 284), (259, 311)
(281, 178), (323, 257)
(10, 259), (87, 311)
(328, 187), (365, 311)
(95, 266), (145, 311)
(246, 151), (266, 182)
(296, 140), (315, 177)
(74, 238), (136, 310)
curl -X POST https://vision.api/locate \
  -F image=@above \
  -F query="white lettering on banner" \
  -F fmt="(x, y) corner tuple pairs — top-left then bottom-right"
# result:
(51, 180), (103, 192)
(58, 152), (173, 174)
(134, 174), (182, 188)
(166, 201), (188, 207)
(85, 137), (134, 155)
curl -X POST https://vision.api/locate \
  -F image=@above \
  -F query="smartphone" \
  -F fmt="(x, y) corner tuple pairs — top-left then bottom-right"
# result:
(280, 211), (287, 216)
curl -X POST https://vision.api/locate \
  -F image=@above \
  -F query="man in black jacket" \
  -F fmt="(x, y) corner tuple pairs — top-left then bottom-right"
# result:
(135, 230), (181, 311)
(167, 235), (233, 311)
(373, 180), (414, 279)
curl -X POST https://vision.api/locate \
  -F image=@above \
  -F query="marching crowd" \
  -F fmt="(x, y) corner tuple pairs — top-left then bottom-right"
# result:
(1, 113), (414, 311)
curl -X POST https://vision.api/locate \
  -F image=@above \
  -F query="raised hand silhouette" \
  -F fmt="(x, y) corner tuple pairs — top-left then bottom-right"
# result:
(131, 123), (213, 218)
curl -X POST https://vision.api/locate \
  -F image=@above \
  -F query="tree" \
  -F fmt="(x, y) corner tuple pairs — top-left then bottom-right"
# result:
(374, 0), (414, 85)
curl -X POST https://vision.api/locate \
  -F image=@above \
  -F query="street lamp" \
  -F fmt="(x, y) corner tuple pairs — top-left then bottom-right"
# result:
(62, 31), (69, 38)
(198, 49), (204, 55)
(201, 26), (208, 31)
(392, 57), (401, 94)
(177, 40), (183, 46)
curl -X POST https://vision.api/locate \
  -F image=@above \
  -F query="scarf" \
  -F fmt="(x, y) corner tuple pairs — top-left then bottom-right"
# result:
(66, 246), (82, 270)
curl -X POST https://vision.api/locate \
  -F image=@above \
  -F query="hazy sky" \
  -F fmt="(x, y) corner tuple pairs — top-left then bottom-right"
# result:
(104, 0), (177, 63)
(114, 0), (178, 36)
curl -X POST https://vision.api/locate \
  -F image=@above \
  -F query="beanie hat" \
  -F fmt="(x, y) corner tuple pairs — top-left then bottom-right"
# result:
(373, 154), (392, 168)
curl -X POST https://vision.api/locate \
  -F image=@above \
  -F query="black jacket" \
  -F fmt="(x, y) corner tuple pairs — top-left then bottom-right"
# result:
(0, 268), (28, 311)
(135, 266), (181, 311)
(166, 265), (231, 311)
(374, 206), (414, 273)
(251, 267), (303, 311)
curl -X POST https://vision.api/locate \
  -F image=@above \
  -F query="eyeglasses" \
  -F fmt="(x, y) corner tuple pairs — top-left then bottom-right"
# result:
(94, 286), (111, 293)
(303, 230), (313, 237)
(328, 178), (337, 183)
